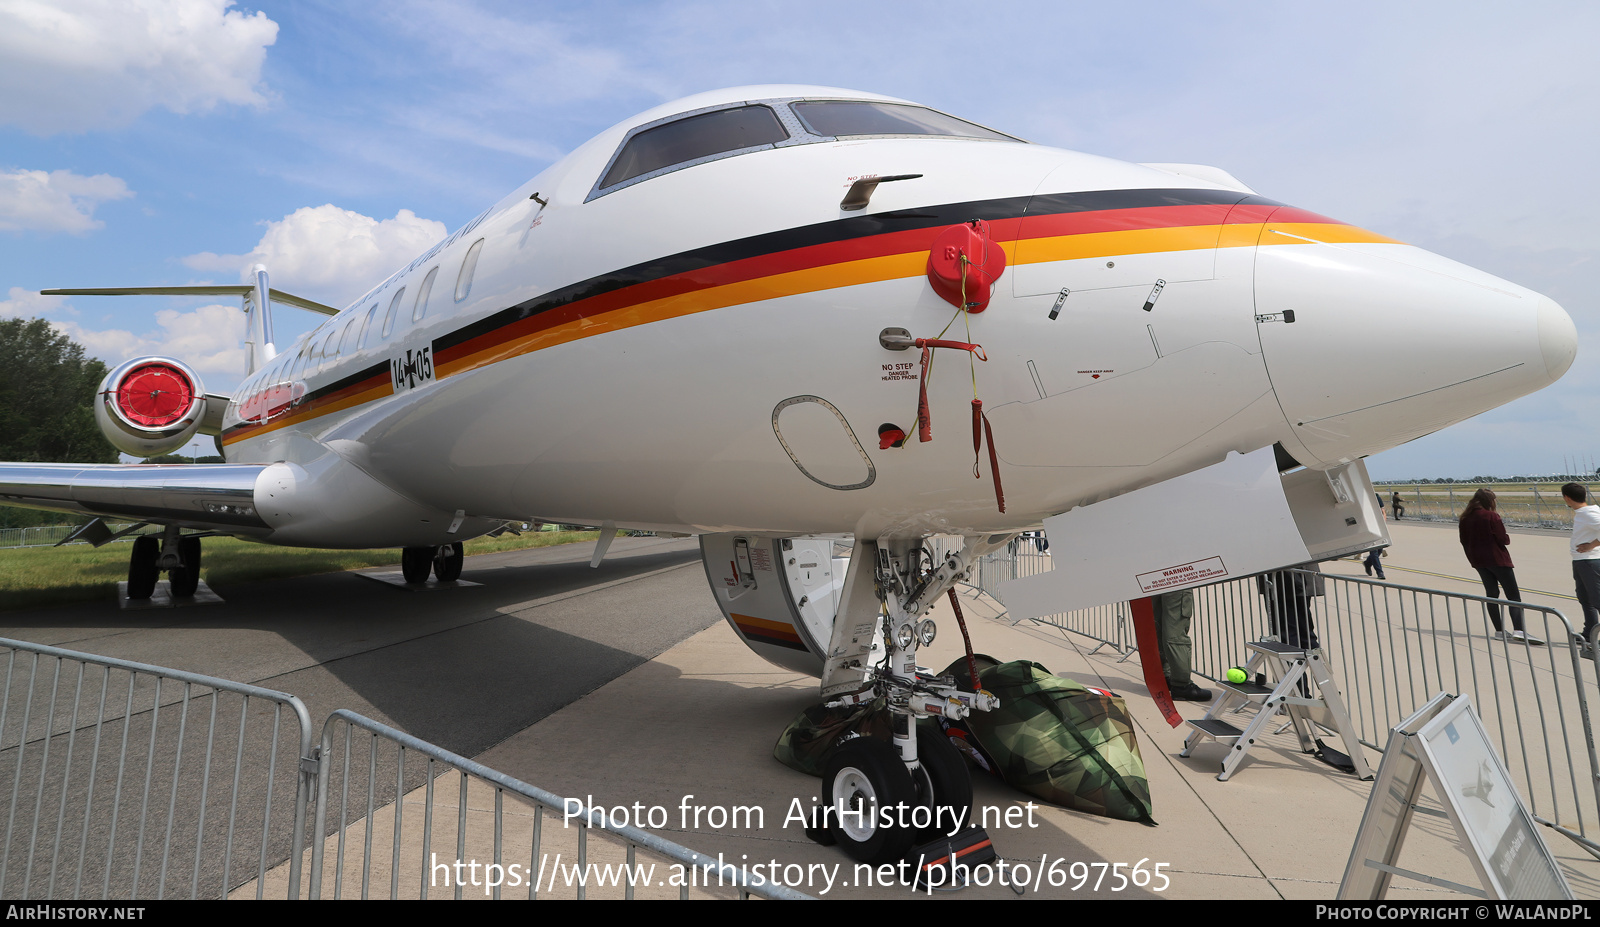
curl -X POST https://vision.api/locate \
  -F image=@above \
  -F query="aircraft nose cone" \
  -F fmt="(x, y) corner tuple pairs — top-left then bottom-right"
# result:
(1537, 295), (1578, 382)
(1255, 239), (1571, 467)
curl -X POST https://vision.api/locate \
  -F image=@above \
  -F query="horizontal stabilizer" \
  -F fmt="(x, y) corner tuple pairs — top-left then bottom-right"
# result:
(42, 286), (338, 316)
(998, 447), (1387, 620)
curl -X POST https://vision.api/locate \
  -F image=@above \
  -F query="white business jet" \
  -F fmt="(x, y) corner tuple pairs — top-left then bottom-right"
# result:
(6, 85), (1576, 863)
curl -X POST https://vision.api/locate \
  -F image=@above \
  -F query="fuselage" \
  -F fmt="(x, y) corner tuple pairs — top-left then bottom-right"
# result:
(219, 85), (1576, 547)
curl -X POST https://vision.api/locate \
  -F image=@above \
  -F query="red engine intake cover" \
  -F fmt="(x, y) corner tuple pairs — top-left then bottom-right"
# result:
(925, 220), (1007, 312)
(115, 363), (195, 427)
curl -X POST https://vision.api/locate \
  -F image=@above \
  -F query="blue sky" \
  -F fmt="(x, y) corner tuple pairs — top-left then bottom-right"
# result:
(0, 0), (1595, 479)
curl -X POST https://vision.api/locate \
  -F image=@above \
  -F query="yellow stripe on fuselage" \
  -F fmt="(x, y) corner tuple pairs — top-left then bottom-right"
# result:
(228, 220), (1401, 445)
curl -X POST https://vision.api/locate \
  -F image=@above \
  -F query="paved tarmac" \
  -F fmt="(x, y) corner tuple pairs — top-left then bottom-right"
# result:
(265, 521), (1600, 901)
(0, 535), (711, 898)
(5, 524), (1597, 901)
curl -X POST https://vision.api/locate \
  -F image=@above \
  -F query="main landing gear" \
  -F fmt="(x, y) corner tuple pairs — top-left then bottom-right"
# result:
(400, 542), (464, 584)
(126, 526), (202, 599)
(815, 535), (1008, 864)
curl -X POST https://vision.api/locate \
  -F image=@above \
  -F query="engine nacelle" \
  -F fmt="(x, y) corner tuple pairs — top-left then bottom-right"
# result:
(94, 357), (208, 458)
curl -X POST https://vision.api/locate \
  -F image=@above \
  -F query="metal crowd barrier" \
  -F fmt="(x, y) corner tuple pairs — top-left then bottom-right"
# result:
(965, 552), (1600, 863)
(0, 638), (315, 899)
(0, 524), (142, 549)
(1195, 570), (1600, 858)
(1379, 481), (1597, 529)
(307, 710), (812, 900)
(0, 637), (808, 900)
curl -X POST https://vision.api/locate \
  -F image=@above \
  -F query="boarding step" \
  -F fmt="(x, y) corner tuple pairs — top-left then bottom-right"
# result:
(1216, 680), (1274, 702)
(1184, 718), (1243, 743)
(1180, 639), (1372, 782)
(1246, 639), (1306, 658)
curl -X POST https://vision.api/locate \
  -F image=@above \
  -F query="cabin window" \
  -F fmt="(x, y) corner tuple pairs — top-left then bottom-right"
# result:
(332, 313), (355, 357)
(357, 302), (380, 351)
(338, 314), (361, 356)
(790, 101), (1019, 142)
(314, 327), (336, 369)
(413, 267), (438, 322)
(598, 104), (788, 190)
(455, 240), (484, 303)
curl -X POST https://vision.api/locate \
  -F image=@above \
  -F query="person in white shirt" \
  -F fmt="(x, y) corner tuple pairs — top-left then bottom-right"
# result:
(1562, 482), (1600, 652)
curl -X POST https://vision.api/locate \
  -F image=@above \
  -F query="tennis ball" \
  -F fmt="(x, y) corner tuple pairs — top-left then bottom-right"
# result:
(1227, 667), (1247, 684)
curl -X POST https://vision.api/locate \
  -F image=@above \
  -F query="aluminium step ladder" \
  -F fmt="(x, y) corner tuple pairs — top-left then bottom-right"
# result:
(1180, 639), (1373, 782)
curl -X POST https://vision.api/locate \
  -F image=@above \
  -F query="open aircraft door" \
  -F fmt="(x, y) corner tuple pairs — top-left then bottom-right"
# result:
(999, 446), (1389, 621)
(699, 534), (851, 676)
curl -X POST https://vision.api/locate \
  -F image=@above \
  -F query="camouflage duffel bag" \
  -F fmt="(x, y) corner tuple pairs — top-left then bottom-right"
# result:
(942, 657), (1156, 825)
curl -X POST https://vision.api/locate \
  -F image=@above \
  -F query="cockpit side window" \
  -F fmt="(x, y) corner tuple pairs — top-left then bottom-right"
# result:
(791, 101), (1020, 142)
(597, 104), (789, 192)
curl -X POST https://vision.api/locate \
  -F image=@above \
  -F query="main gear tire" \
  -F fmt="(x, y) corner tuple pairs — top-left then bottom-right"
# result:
(401, 547), (435, 584)
(822, 736), (917, 865)
(433, 542), (464, 582)
(167, 536), (202, 598)
(127, 535), (159, 599)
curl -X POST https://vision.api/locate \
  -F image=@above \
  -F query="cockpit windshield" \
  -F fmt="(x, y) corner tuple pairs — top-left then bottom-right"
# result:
(600, 105), (789, 189)
(589, 96), (1023, 201)
(791, 101), (1019, 142)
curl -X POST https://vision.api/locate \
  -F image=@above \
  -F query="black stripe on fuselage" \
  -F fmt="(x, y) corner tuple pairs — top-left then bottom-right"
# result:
(432, 188), (1268, 355)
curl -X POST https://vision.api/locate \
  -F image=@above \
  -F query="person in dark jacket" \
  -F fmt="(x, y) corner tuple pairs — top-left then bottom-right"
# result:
(1364, 493), (1388, 579)
(1256, 562), (1323, 651)
(1459, 488), (1543, 644)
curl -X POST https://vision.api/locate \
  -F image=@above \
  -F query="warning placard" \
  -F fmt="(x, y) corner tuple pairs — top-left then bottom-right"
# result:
(1137, 557), (1229, 593)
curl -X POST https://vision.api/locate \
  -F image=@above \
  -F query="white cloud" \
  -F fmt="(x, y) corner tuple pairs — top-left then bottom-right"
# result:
(3, 287), (244, 376)
(0, 286), (71, 318)
(0, 168), (132, 233)
(184, 204), (447, 308)
(0, 0), (278, 135)
(53, 304), (246, 376)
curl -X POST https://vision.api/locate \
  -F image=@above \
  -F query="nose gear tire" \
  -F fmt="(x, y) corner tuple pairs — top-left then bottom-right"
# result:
(913, 722), (973, 841)
(823, 736), (918, 864)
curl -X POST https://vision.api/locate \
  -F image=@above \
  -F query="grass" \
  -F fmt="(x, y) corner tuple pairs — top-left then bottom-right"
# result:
(0, 530), (602, 612)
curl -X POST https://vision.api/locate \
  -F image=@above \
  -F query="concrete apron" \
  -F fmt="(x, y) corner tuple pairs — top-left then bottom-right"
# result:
(243, 523), (1600, 900)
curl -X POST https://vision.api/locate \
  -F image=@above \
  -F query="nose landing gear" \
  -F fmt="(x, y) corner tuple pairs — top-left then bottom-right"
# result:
(817, 535), (1009, 864)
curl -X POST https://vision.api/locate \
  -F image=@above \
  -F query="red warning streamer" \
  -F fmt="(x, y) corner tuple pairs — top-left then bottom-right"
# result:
(1130, 597), (1183, 728)
(909, 337), (1004, 513)
(971, 399), (1005, 514)
(915, 338), (986, 444)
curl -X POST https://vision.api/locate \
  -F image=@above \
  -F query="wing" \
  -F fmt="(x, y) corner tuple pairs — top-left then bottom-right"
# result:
(0, 463), (270, 534)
